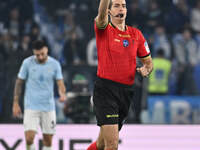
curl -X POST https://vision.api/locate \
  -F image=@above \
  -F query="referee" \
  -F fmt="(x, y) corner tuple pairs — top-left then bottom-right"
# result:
(87, 0), (153, 150)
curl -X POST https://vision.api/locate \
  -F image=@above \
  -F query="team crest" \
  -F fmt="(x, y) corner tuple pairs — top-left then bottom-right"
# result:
(123, 40), (129, 47)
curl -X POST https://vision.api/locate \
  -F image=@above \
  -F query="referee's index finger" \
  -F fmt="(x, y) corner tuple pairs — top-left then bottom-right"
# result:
(136, 67), (141, 71)
(136, 68), (142, 75)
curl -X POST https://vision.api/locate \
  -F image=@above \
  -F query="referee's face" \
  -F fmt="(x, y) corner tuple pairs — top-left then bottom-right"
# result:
(34, 47), (48, 63)
(110, 0), (127, 20)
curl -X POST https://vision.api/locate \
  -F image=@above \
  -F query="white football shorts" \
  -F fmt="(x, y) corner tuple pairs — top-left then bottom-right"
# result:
(23, 109), (56, 134)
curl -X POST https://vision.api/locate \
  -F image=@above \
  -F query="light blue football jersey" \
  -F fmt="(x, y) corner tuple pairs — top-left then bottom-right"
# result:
(18, 56), (63, 111)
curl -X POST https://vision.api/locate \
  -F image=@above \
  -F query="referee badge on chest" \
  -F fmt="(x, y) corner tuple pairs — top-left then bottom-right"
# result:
(123, 40), (129, 47)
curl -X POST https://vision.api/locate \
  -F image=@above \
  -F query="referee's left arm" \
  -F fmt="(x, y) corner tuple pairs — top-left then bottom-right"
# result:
(137, 56), (153, 77)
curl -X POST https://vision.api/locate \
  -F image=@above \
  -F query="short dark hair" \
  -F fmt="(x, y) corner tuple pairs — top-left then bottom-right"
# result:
(108, 0), (112, 9)
(32, 39), (46, 50)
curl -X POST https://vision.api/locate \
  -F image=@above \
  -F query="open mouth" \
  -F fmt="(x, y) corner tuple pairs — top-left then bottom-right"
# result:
(116, 14), (124, 18)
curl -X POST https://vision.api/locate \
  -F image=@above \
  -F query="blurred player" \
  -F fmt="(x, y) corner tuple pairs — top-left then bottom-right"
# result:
(87, 0), (153, 149)
(12, 40), (66, 150)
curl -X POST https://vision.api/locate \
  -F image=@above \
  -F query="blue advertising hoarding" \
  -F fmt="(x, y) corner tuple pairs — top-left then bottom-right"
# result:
(147, 96), (200, 124)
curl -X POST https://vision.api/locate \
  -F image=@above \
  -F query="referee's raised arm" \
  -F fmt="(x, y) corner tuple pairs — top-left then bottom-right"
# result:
(95, 0), (109, 28)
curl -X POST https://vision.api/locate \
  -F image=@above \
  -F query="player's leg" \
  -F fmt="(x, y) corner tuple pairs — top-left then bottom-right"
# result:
(24, 109), (40, 150)
(88, 125), (118, 150)
(88, 79), (120, 150)
(25, 131), (36, 150)
(96, 128), (105, 150)
(41, 111), (56, 150)
(42, 134), (53, 150)
(101, 124), (118, 150)
(87, 128), (105, 150)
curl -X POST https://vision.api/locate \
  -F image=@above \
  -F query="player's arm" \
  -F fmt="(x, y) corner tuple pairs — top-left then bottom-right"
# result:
(57, 79), (66, 102)
(13, 78), (24, 118)
(95, 0), (109, 28)
(137, 56), (153, 77)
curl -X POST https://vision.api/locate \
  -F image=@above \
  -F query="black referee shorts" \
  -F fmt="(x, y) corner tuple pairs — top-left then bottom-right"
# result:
(93, 77), (134, 131)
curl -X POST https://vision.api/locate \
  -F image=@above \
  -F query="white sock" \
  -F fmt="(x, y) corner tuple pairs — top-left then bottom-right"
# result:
(42, 146), (52, 150)
(26, 144), (35, 150)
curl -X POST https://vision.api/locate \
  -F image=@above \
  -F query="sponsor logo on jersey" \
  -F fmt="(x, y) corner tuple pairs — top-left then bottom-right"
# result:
(106, 114), (119, 118)
(118, 34), (131, 38)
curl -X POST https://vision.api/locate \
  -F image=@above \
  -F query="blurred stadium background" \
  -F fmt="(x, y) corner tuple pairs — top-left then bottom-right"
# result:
(0, 0), (200, 149)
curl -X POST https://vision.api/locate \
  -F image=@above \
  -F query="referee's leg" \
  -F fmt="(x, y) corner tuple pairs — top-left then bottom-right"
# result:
(99, 124), (119, 150)
(96, 129), (104, 150)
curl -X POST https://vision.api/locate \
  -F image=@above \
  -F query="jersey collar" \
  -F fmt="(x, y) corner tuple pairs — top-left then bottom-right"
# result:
(109, 22), (128, 31)
(34, 56), (49, 64)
